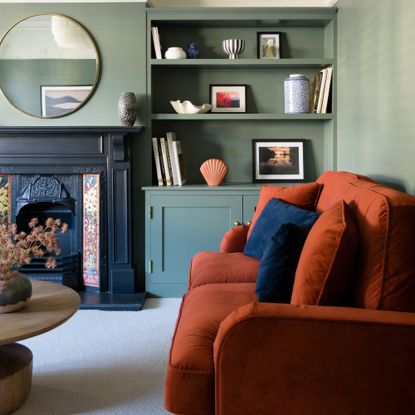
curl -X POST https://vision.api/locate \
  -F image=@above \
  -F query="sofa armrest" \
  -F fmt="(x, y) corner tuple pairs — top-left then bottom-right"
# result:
(219, 224), (250, 253)
(214, 302), (415, 415)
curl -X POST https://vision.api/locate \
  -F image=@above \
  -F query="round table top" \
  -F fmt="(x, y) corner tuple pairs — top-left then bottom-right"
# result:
(0, 281), (80, 346)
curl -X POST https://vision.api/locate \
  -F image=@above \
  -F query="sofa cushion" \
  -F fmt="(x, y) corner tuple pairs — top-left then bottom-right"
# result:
(342, 180), (415, 312)
(316, 170), (374, 213)
(256, 223), (309, 303)
(164, 283), (256, 415)
(188, 251), (259, 290)
(244, 198), (319, 260)
(247, 182), (321, 239)
(220, 224), (249, 253)
(291, 200), (358, 306)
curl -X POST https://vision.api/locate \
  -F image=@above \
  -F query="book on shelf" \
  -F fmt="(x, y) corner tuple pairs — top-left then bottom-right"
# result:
(151, 27), (162, 59)
(316, 68), (328, 114)
(166, 132), (179, 186)
(171, 140), (186, 186)
(159, 137), (173, 186)
(321, 66), (333, 114)
(152, 137), (164, 186)
(310, 73), (320, 113)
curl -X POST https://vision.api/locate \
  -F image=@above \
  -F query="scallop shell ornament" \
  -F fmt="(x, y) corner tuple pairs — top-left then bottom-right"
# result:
(200, 159), (228, 186)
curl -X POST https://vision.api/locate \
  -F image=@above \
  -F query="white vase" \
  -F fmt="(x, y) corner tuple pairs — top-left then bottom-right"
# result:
(165, 47), (187, 59)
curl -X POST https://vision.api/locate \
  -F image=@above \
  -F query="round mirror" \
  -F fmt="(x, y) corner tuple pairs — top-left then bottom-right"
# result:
(0, 14), (100, 118)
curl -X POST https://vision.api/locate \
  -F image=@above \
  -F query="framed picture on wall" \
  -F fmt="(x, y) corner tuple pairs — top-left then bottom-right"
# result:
(210, 84), (246, 113)
(252, 139), (305, 182)
(41, 85), (93, 117)
(257, 32), (281, 59)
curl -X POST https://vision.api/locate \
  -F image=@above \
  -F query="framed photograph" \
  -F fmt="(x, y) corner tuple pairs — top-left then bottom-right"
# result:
(210, 84), (246, 113)
(257, 32), (281, 59)
(41, 85), (93, 117)
(252, 139), (305, 182)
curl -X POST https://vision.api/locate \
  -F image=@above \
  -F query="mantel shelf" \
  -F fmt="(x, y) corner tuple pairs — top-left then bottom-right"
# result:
(152, 113), (332, 121)
(0, 126), (145, 134)
(150, 58), (334, 69)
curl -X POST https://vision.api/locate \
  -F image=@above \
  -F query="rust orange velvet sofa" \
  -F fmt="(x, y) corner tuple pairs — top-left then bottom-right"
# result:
(164, 171), (415, 415)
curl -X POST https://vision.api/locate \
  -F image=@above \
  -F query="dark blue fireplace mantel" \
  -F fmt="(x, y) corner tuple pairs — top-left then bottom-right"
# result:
(0, 126), (146, 310)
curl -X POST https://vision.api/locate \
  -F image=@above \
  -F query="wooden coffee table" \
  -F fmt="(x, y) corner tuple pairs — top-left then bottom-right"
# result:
(0, 281), (80, 415)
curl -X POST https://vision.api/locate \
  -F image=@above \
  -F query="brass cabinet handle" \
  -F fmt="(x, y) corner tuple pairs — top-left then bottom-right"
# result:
(233, 221), (241, 227)
(246, 220), (252, 226)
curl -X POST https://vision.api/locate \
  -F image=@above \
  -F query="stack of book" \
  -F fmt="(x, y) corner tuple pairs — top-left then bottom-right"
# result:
(151, 26), (162, 59)
(310, 66), (333, 114)
(152, 132), (186, 186)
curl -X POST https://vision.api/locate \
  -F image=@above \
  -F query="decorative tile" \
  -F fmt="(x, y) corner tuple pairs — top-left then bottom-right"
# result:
(0, 175), (10, 224)
(83, 174), (100, 288)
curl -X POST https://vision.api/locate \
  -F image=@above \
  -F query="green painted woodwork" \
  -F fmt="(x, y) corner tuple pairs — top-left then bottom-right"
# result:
(144, 186), (260, 297)
(147, 7), (337, 187)
(337, 0), (415, 194)
(0, 59), (95, 116)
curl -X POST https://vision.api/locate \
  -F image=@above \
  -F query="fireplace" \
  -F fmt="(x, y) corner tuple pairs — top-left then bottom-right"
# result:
(0, 126), (145, 310)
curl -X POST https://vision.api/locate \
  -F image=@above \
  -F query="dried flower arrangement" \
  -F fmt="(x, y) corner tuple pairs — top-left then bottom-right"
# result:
(0, 218), (68, 293)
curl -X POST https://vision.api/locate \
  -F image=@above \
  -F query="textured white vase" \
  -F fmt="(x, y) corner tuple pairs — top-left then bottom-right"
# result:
(165, 47), (187, 59)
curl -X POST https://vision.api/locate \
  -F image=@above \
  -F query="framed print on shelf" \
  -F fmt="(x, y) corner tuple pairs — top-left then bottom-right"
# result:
(210, 84), (246, 113)
(41, 85), (93, 117)
(252, 139), (305, 182)
(257, 32), (281, 59)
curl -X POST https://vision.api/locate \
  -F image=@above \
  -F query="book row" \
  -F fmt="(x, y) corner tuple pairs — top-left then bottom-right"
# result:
(152, 132), (186, 186)
(311, 66), (333, 114)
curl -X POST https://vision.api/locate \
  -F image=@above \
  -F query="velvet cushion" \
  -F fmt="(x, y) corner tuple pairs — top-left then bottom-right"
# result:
(291, 200), (358, 306)
(244, 198), (319, 260)
(247, 182), (321, 240)
(256, 223), (309, 303)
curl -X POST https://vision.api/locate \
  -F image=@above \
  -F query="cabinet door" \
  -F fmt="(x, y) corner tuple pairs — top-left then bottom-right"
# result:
(243, 194), (259, 224)
(148, 194), (242, 296)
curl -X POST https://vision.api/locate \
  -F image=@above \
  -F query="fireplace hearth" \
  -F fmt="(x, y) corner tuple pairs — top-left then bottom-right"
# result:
(0, 126), (145, 310)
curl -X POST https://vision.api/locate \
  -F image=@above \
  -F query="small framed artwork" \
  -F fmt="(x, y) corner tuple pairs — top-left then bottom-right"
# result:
(252, 139), (305, 182)
(257, 32), (281, 59)
(210, 84), (246, 113)
(41, 85), (93, 117)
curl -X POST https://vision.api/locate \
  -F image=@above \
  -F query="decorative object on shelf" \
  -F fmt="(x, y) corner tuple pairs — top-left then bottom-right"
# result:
(186, 42), (199, 59)
(257, 32), (281, 59)
(200, 159), (228, 186)
(0, 218), (67, 313)
(284, 74), (311, 114)
(165, 47), (187, 59)
(210, 84), (246, 113)
(118, 92), (137, 126)
(252, 138), (305, 182)
(222, 39), (245, 59)
(170, 100), (212, 114)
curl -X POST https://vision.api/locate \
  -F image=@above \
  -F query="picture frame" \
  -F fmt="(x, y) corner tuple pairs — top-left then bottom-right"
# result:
(257, 32), (281, 59)
(210, 84), (246, 113)
(252, 139), (305, 182)
(41, 85), (93, 117)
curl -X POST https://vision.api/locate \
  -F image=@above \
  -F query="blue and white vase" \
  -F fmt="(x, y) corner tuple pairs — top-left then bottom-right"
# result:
(186, 42), (199, 59)
(284, 74), (311, 114)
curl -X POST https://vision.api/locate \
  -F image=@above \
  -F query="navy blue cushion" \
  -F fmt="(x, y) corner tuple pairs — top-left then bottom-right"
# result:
(244, 198), (319, 260)
(256, 223), (309, 303)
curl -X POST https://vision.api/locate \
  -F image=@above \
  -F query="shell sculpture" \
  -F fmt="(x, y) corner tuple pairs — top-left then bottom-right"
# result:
(200, 159), (228, 186)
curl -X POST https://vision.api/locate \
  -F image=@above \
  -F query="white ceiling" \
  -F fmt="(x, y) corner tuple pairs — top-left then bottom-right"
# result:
(0, 0), (337, 6)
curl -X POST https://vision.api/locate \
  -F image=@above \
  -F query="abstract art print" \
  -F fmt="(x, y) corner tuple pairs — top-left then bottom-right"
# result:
(41, 85), (92, 117)
(210, 84), (246, 112)
(252, 139), (305, 182)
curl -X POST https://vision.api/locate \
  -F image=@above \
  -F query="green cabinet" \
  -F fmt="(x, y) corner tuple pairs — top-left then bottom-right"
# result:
(144, 186), (260, 297)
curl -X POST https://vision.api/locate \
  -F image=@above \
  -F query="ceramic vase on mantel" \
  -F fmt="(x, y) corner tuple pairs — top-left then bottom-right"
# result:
(118, 92), (137, 127)
(0, 272), (32, 313)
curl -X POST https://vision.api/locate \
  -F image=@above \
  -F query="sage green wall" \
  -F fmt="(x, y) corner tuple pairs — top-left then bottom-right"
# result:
(337, 0), (415, 194)
(0, 3), (149, 291)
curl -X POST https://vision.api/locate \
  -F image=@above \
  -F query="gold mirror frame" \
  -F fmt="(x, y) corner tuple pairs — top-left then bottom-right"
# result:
(0, 13), (101, 119)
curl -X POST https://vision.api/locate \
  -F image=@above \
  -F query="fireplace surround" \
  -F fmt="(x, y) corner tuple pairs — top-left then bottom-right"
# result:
(0, 126), (145, 310)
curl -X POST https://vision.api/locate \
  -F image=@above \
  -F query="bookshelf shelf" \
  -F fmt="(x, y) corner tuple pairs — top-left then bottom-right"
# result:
(152, 113), (333, 120)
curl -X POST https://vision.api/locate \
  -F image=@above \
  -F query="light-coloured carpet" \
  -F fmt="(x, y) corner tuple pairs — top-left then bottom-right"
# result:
(14, 298), (181, 415)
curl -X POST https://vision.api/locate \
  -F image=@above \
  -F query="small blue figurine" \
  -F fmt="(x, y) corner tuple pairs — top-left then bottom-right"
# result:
(186, 42), (199, 59)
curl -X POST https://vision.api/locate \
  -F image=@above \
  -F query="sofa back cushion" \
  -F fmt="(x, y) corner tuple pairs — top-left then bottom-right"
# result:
(291, 200), (358, 306)
(340, 180), (415, 312)
(316, 170), (374, 213)
(247, 182), (321, 240)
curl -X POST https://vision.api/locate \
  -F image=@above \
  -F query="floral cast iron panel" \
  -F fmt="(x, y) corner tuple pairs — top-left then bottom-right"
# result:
(83, 174), (100, 287)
